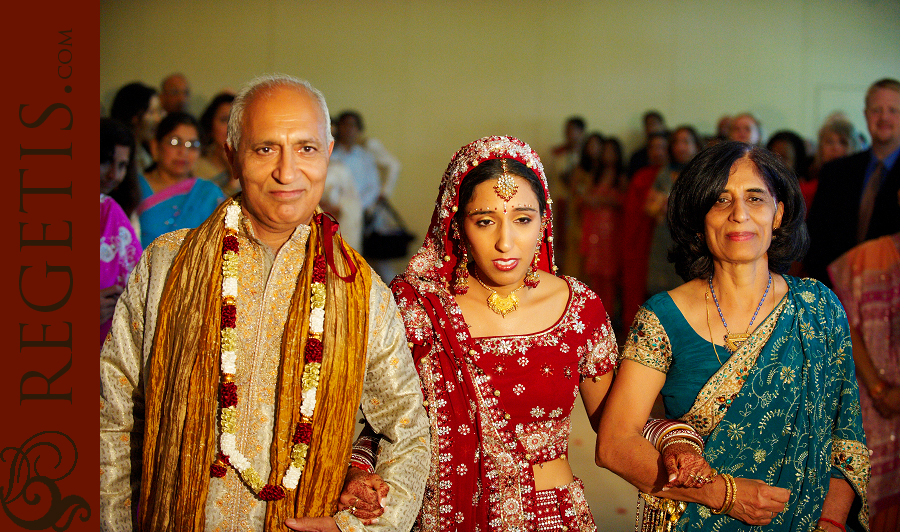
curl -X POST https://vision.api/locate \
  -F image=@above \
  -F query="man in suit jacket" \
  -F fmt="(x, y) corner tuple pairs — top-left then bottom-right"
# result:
(805, 78), (900, 285)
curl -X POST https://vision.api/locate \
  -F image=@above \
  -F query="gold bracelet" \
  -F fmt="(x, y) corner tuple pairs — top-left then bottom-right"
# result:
(711, 473), (734, 514)
(723, 474), (737, 514)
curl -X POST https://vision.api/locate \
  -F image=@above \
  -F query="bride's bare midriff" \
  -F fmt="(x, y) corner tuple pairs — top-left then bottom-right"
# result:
(532, 457), (574, 491)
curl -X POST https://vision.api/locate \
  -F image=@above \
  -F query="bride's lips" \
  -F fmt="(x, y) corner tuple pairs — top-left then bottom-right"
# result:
(492, 258), (519, 271)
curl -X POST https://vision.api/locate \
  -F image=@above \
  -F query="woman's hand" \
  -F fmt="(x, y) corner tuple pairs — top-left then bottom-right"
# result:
(661, 441), (716, 489)
(335, 466), (388, 524)
(101, 285), (123, 324)
(727, 477), (790, 525)
(284, 517), (339, 531)
(874, 385), (900, 418)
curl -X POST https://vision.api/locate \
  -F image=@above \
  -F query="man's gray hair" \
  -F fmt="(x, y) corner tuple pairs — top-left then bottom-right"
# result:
(226, 73), (333, 150)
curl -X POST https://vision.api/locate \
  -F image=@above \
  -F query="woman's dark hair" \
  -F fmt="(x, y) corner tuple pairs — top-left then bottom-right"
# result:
(199, 92), (235, 149)
(578, 132), (605, 173)
(154, 111), (200, 142)
(667, 141), (808, 281)
(456, 158), (547, 226)
(109, 82), (156, 126)
(766, 129), (809, 180)
(101, 118), (141, 216)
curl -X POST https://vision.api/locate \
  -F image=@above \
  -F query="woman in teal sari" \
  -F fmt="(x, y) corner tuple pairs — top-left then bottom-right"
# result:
(136, 111), (225, 247)
(597, 141), (869, 531)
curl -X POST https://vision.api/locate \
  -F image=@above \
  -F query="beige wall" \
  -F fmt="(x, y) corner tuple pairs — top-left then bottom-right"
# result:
(101, 1), (898, 526)
(101, 0), (899, 245)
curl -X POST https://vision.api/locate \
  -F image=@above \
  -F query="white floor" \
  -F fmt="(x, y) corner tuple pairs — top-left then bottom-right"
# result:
(568, 393), (639, 531)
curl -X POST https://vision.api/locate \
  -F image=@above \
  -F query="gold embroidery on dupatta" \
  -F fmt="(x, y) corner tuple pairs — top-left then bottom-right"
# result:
(680, 298), (787, 438)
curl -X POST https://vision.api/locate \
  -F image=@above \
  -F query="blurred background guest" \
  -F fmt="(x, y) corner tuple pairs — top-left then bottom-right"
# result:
(100, 118), (142, 347)
(549, 116), (587, 276)
(627, 110), (667, 178)
(110, 82), (165, 172)
(728, 112), (762, 145)
(320, 159), (363, 251)
(644, 126), (702, 298)
(766, 130), (812, 210)
(573, 134), (627, 319)
(806, 78), (900, 286)
(196, 91), (238, 195)
(829, 213), (900, 532)
(159, 72), (191, 114)
(136, 111), (224, 247)
(810, 114), (863, 184)
(620, 131), (670, 336)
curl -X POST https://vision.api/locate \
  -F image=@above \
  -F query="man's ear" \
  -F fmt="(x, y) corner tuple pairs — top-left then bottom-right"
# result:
(225, 142), (236, 167)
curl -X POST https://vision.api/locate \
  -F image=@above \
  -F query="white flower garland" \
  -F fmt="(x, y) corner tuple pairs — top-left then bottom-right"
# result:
(215, 199), (324, 498)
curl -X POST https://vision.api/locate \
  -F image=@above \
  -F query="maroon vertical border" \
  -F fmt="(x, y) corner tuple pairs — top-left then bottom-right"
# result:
(0, 1), (99, 530)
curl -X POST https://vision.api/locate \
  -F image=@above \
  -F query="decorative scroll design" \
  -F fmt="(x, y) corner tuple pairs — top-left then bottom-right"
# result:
(1, 431), (90, 530)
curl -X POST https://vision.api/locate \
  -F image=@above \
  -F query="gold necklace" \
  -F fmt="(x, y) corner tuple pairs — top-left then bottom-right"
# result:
(708, 274), (771, 354)
(472, 270), (526, 317)
(705, 290), (724, 365)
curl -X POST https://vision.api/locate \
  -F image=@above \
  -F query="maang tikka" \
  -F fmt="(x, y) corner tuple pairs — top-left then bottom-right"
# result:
(493, 159), (518, 213)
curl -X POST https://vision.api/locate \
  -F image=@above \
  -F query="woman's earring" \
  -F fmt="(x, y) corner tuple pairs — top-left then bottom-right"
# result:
(453, 247), (469, 294)
(451, 221), (469, 294)
(525, 221), (546, 288)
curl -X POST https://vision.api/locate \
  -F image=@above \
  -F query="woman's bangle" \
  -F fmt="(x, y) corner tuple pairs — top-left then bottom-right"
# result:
(711, 473), (735, 514)
(870, 380), (888, 400)
(818, 517), (846, 532)
(661, 438), (703, 456)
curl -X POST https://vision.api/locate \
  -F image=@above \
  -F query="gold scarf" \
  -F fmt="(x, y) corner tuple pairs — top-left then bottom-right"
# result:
(140, 199), (372, 531)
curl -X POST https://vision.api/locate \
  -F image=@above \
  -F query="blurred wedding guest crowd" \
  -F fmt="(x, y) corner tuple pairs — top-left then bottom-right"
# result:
(100, 71), (899, 532)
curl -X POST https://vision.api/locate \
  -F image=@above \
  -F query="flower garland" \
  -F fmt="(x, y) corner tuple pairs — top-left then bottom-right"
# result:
(210, 199), (326, 501)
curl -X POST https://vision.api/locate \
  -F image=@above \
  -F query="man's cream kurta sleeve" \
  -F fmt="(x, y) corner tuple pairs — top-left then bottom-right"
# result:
(334, 278), (430, 532)
(100, 231), (186, 531)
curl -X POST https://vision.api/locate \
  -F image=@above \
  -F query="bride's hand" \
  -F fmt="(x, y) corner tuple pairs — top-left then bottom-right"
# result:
(661, 441), (716, 489)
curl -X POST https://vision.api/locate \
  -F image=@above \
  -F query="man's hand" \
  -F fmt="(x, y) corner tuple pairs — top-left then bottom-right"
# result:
(336, 466), (388, 524)
(285, 517), (339, 531)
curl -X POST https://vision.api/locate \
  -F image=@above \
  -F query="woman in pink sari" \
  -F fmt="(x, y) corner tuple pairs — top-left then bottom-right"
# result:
(100, 118), (142, 346)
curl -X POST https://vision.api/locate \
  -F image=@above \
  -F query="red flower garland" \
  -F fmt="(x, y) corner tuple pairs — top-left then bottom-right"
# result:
(305, 339), (323, 364)
(223, 234), (239, 253)
(258, 484), (286, 501)
(221, 304), (237, 329)
(210, 452), (231, 478)
(219, 382), (238, 408)
(292, 422), (313, 445)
